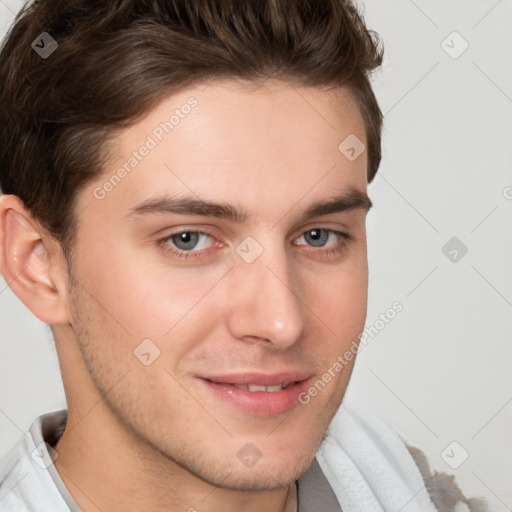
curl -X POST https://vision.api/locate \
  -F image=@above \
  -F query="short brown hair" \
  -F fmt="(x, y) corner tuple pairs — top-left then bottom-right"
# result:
(0, 0), (383, 258)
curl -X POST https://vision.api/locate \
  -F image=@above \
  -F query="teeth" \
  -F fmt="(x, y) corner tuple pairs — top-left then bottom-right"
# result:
(231, 383), (292, 392)
(248, 384), (268, 392)
(265, 384), (283, 392)
(233, 384), (249, 390)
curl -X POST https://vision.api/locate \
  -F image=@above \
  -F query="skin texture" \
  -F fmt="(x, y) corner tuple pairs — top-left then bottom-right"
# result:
(0, 78), (370, 512)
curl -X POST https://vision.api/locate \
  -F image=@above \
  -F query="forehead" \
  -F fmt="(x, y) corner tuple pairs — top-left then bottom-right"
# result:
(81, 78), (368, 223)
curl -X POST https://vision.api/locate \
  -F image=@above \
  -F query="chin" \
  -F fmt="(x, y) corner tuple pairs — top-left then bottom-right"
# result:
(211, 468), (300, 492)
(196, 450), (315, 492)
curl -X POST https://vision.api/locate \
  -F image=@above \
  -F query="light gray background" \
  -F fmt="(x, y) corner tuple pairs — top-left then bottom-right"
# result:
(1, 0), (511, 510)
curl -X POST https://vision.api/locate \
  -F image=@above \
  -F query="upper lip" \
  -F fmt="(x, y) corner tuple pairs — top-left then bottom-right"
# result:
(199, 371), (313, 386)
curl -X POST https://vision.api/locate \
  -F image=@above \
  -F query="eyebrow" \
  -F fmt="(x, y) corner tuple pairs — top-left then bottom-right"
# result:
(124, 187), (372, 223)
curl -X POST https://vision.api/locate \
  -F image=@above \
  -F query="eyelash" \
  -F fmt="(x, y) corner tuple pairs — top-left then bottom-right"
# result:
(157, 228), (353, 261)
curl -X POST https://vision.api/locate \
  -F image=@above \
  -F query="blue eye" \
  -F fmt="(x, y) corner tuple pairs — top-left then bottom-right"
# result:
(297, 228), (342, 248)
(159, 230), (215, 260)
(168, 231), (212, 251)
(294, 229), (352, 261)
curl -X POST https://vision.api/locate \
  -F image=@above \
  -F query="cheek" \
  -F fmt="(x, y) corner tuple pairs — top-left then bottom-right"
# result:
(307, 260), (368, 323)
(77, 239), (226, 339)
(301, 259), (368, 370)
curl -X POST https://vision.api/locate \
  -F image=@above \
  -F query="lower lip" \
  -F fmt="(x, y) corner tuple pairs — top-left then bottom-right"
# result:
(199, 378), (312, 417)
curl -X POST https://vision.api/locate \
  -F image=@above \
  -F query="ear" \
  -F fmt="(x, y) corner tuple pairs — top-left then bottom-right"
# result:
(0, 194), (70, 325)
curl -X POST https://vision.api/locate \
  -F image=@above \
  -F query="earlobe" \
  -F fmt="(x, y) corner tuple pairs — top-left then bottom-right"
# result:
(0, 194), (70, 325)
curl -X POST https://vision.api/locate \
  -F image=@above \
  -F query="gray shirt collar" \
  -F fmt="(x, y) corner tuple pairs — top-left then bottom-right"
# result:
(298, 456), (342, 511)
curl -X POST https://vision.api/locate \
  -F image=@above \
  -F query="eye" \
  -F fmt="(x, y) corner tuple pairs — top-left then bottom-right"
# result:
(293, 228), (352, 259)
(168, 231), (212, 251)
(159, 230), (218, 260)
(295, 228), (350, 248)
(295, 228), (340, 247)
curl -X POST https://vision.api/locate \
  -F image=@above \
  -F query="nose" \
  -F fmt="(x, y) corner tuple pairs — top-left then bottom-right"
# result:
(225, 238), (306, 349)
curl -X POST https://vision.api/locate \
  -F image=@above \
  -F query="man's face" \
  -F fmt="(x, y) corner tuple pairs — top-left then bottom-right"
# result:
(61, 79), (370, 490)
